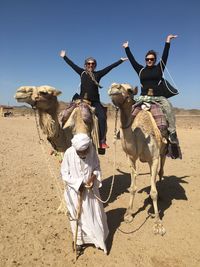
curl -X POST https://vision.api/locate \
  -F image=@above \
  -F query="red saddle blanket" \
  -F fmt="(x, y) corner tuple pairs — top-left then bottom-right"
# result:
(132, 103), (167, 130)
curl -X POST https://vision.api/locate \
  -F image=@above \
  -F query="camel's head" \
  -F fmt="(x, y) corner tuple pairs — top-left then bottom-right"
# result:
(15, 85), (62, 111)
(15, 86), (37, 106)
(108, 83), (138, 108)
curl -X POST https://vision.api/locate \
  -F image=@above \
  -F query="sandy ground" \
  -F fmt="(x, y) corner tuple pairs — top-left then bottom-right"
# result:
(0, 114), (200, 267)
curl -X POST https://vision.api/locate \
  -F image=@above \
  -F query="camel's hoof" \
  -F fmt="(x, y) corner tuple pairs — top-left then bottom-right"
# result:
(124, 213), (133, 223)
(153, 220), (166, 236)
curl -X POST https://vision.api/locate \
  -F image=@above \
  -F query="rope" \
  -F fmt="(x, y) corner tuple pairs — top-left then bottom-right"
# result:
(33, 109), (67, 211)
(114, 107), (119, 138)
(117, 214), (151, 234)
(160, 58), (179, 89)
(33, 108), (44, 143)
(92, 107), (119, 204)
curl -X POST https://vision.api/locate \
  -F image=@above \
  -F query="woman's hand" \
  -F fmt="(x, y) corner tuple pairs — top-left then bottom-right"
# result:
(166, 34), (178, 43)
(122, 41), (129, 48)
(60, 50), (66, 58)
(121, 57), (128, 61)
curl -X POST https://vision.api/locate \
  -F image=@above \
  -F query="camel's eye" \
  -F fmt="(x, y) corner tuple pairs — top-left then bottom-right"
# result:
(127, 89), (133, 94)
(40, 91), (48, 95)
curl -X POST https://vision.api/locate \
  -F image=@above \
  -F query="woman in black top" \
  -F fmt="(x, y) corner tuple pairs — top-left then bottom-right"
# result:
(60, 50), (127, 149)
(122, 34), (178, 144)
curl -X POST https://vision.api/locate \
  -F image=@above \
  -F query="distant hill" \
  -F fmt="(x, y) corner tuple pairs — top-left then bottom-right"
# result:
(8, 102), (200, 116)
(174, 107), (200, 115)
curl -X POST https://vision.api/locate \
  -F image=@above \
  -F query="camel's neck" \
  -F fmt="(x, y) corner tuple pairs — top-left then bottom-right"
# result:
(120, 103), (133, 129)
(37, 108), (70, 152)
(38, 108), (59, 138)
(119, 102), (137, 156)
(73, 108), (91, 135)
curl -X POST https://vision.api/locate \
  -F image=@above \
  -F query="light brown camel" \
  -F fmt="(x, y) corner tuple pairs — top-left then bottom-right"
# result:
(15, 85), (99, 152)
(15, 85), (100, 216)
(108, 83), (167, 235)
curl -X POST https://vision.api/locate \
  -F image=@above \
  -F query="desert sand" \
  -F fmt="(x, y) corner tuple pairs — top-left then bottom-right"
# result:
(0, 113), (200, 267)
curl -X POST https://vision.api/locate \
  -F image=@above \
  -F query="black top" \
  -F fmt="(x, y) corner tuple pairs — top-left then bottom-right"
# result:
(125, 42), (170, 96)
(63, 56), (123, 102)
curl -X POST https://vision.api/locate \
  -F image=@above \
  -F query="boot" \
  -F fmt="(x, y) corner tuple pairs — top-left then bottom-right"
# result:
(169, 132), (179, 144)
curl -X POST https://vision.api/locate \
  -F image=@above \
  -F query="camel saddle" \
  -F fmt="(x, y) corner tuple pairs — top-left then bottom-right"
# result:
(132, 102), (168, 133)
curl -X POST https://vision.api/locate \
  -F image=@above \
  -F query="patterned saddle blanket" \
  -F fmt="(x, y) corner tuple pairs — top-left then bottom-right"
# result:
(132, 102), (182, 159)
(132, 102), (167, 130)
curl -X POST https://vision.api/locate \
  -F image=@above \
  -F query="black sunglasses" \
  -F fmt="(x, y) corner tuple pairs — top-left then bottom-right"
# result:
(86, 62), (95, 65)
(145, 57), (155, 62)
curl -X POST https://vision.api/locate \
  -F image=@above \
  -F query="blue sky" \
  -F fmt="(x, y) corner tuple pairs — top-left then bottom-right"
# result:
(1, 0), (200, 109)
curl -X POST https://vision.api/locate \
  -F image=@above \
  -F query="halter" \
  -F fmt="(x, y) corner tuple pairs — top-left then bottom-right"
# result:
(110, 88), (134, 129)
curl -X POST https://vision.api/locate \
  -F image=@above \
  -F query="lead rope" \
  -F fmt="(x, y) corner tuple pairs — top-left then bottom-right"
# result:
(92, 107), (119, 204)
(33, 109), (67, 213)
(160, 58), (179, 89)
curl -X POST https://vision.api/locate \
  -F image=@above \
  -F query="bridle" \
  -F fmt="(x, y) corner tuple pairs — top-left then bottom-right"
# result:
(110, 87), (135, 107)
(110, 87), (134, 129)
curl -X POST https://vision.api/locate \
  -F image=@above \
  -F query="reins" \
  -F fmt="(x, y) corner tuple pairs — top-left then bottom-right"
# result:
(160, 58), (178, 89)
(91, 107), (119, 204)
(118, 214), (151, 234)
(33, 109), (67, 212)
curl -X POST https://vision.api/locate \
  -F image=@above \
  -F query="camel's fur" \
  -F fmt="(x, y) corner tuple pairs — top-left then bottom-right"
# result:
(15, 85), (98, 152)
(108, 83), (167, 235)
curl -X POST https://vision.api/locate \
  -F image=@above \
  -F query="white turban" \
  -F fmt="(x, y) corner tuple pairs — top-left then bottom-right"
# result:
(71, 133), (91, 151)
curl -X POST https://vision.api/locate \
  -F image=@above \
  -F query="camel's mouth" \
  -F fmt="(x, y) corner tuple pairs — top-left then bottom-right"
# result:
(14, 92), (36, 106)
(15, 97), (27, 102)
(15, 93), (32, 101)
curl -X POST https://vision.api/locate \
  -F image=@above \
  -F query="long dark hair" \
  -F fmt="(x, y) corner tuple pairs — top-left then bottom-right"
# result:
(145, 50), (157, 62)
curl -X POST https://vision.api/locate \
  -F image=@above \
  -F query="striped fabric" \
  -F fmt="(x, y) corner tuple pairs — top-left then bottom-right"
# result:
(132, 103), (168, 130)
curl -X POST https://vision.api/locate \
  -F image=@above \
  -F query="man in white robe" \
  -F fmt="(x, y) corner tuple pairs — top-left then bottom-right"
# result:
(61, 133), (109, 255)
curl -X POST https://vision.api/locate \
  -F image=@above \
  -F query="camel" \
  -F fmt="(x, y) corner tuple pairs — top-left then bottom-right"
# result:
(15, 85), (99, 152)
(15, 85), (101, 216)
(108, 83), (167, 235)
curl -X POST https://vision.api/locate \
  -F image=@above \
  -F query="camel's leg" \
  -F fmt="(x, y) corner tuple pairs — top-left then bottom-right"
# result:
(149, 158), (166, 235)
(158, 154), (166, 181)
(124, 161), (137, 223)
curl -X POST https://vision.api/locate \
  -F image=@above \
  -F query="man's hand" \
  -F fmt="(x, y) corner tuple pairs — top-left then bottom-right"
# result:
(84, 181), (94, 189)
(60, 50), (66, 58)
(85, 173), (97, 189)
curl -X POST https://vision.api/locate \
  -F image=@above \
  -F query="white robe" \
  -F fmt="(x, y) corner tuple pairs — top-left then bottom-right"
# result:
(61, 144), (109, 254)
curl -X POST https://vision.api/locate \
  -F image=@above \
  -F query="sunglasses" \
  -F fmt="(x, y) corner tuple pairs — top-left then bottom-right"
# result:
(86, 62), (95, 66)
(145, 57), (155, 62)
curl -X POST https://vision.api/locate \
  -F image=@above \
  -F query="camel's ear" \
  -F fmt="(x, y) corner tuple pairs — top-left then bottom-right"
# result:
(110, 83), (120, 89)
(52, 89), (62, 96)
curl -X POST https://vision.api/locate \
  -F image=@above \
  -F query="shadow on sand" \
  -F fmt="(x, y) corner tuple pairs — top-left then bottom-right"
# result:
(137, 175), (189, 219)
(99, 168), (131, 208)
(103, 173), (188, 253)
